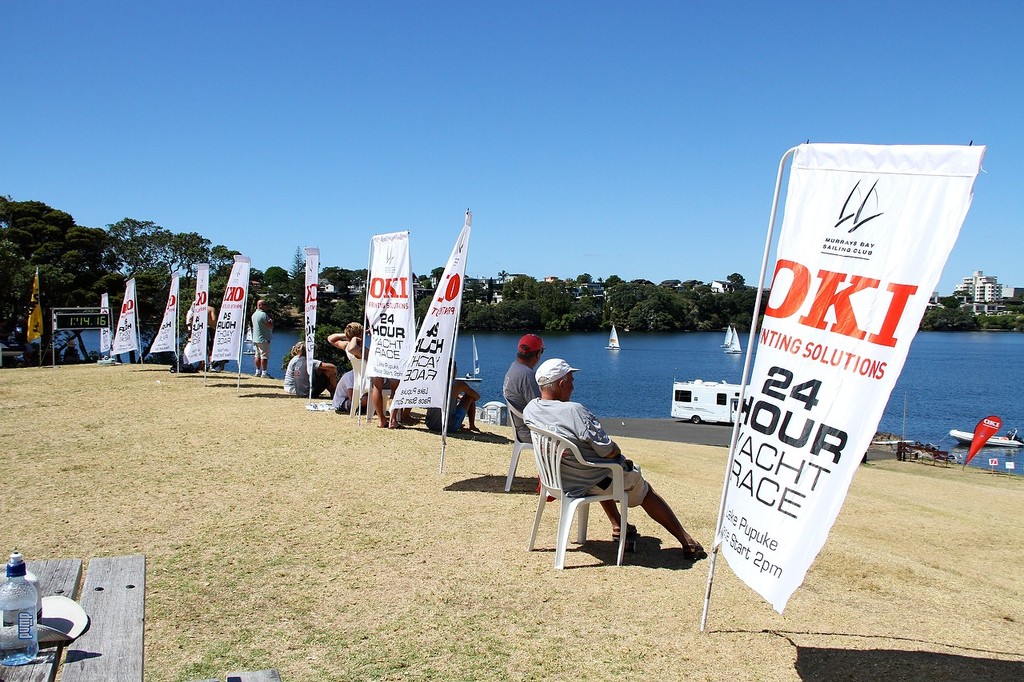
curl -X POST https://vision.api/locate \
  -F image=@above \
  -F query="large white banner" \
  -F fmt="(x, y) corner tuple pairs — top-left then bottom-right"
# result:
(718, 144), (985, 613)
(183, 264), (210, 365)
(391, 212), (471, 412)
(363, 231), (415, 380)
(304, 247), (319, 395)
(211, 256), (251, 363)
(99, 293), (111, 356)
(111, 278), (139, 356)
(149, 272), (180, 355)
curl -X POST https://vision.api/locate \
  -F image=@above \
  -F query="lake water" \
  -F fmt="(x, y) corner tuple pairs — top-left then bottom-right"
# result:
(97, 327), (1024, 473)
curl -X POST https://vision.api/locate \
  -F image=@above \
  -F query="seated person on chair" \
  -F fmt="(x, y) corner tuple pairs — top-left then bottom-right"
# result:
(503, 333), (544, 443)
(523, 358), (706, 560)
(332, 369), (368, 414)
(426, 363), (480, 433)
(283, 342), (338, 398)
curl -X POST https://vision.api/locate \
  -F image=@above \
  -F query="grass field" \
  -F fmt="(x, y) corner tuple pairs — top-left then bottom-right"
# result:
(1, 364), (1022, 681)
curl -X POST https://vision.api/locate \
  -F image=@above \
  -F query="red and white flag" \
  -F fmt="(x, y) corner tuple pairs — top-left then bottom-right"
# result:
(211, 257), (251, 364)
(966, 415), (1001, 465)
(183, 264), (210, 365)
(362, 231), (415, 381)
(391, 211), (472, 414)
(149, 273), (180, 355)
(303, 247), (319, 395)
(99, 292), (111, 356)
(717, 144), (985, 613)
(111, 278), (139, 356)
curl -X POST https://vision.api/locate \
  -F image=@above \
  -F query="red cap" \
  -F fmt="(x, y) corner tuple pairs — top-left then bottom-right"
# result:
(518, 334), (544, 354)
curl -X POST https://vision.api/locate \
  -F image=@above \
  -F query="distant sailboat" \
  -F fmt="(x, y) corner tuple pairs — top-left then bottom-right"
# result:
(721, 326), (733, 348)
(242, 325), (256, 356)
(463, 335), (482, 383)
(725, 326), (742, 354)
(606, 325), (621, 350)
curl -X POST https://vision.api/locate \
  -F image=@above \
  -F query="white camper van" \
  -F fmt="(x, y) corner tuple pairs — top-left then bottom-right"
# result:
(671, 379), (741, 424)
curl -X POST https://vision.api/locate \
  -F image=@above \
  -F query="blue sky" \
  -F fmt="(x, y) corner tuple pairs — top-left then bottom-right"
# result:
(4, 2), (1021, 293)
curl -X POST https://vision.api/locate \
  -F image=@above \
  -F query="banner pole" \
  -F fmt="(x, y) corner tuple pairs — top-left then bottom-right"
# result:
(437, 341), (458, 475)
(438, 216), (469, 475)
(173, 284), (180, 376)
(236, 296), (248, 393)
(358, 239), (373, 425)
(700, 145), (797, 632)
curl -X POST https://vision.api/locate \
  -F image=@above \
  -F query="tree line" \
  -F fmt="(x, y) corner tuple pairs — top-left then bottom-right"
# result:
(6, 193), (1018, 365)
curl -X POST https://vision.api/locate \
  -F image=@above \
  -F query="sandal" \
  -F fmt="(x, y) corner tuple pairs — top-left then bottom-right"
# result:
(682, 541), (707, 561)
(611, 524), (639, 542)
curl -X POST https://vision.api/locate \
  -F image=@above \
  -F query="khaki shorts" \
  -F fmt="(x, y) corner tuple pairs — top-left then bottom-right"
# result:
(254, 342), (271, 360)
(588, 468), (649, 507)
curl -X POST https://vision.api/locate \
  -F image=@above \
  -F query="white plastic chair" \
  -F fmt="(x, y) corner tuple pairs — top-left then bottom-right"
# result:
(527, 424), (628, 569)
(349, 358), (371, 418)
(504, 403), (534, 492)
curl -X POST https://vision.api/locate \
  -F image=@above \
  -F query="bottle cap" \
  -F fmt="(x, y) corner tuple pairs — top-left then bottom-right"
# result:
(7, 551), (27, 578)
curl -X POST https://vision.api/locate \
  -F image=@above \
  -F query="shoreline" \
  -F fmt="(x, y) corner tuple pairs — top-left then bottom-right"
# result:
(611, 417), (898, 460)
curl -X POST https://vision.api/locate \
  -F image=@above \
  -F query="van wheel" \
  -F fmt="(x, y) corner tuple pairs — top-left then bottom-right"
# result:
(690, 415), (702, 424)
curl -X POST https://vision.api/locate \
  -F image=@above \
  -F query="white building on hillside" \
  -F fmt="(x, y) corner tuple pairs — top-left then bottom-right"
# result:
(954, 270), (1002, 303)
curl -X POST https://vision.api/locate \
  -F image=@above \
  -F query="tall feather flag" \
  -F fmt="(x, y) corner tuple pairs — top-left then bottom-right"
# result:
(99, 293), (112, 357)
(702, 143), (985, 625)
(182, 264), (210, 366)
(303, 247), (320, 400)
(210, 257), (251, 366)
(149, 273), (180, 355)
(26, 268), (43, 344)
(111, 278), (140, 358)
(390, 210), (472, 472)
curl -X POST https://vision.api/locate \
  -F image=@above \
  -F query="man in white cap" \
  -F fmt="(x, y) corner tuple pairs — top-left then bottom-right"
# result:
(524, 357), (705, 560)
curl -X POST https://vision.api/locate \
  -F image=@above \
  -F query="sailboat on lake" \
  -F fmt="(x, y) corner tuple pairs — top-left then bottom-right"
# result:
(724, 325), (742, 354)
(606, 325), (621, 350)
(462, 335), (482, 383)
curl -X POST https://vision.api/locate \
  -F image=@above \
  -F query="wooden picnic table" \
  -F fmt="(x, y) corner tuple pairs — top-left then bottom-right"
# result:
(0, 554), (145, 682)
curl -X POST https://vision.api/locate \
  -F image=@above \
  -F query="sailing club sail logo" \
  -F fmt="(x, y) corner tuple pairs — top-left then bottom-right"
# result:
(820, 178), (885, 262)
(835, 179), (883, 233)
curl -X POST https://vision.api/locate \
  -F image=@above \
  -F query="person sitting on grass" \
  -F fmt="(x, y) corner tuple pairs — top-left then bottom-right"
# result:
(283, 342), (337, 399)
(425, 363), (480, 433)
(523, 357), (706, 560)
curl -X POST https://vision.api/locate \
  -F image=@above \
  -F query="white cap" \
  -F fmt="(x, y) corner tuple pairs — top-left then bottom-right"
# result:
(535, 358), (579, 386)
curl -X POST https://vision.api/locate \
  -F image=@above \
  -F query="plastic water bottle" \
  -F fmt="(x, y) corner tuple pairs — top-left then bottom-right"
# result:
(0, 551), (39, 666)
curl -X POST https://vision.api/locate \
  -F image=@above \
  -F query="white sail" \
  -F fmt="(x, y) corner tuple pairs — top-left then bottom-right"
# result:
(472, 336), (480, 377)
(721, 325), (733, 348)
(725, 326), (741, 354)
(606, 325), (620, 350)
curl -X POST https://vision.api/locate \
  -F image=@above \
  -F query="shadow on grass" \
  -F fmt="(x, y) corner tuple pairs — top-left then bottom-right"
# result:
(521, 536), (701, 571)
(444, 430), (512, 445)
(445, 474), (533, 494)
(711, 629), (1024, 681)
(793, 646), (1024, 681)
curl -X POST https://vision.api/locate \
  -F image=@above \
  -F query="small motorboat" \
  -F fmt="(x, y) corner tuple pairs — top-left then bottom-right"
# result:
(948, 427), (1024, 448)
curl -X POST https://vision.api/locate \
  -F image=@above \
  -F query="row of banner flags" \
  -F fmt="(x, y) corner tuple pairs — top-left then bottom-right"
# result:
(18, 143), (992, 625)
(97, 213), (475, 450)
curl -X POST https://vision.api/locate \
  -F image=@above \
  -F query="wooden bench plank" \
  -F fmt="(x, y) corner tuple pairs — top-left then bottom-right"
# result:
(1, 559), (83, 682)
(60, 555), (145, 682)
(189, 672), (282, 682)
(226, 671), (283, 682)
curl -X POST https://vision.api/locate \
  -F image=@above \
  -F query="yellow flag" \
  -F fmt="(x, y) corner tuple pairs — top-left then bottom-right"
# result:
(26, 269), (43, 343)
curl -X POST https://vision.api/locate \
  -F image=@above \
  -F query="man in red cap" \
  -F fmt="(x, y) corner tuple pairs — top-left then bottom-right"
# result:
(502, 333), (545, 442)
